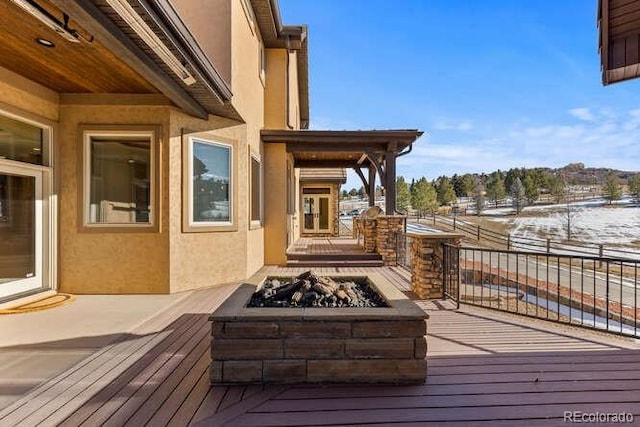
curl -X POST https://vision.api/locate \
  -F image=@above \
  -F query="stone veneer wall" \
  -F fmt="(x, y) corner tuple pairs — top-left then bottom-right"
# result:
(408, 233), (463, 299)
(355, 216), (406, 265)
(211, 318), (427, 384)
(375, 216), (406, 266)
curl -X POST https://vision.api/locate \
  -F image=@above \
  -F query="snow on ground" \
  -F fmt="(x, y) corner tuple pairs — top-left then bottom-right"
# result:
(486, 201), (640, 246)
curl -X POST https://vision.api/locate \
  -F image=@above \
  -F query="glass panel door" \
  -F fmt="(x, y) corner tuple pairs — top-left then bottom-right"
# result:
(0, 165), (42, 298)
(318, 196), (330, 232)
(303, 196), (315, 232)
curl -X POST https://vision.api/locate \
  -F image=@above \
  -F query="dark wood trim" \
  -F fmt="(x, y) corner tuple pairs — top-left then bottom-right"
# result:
(353, 167), (368, 192)
(294, 160), (359, 168)
(384, 150), (396, 215)
(50, 0), (208, 119)
(368, 165), (376, 207)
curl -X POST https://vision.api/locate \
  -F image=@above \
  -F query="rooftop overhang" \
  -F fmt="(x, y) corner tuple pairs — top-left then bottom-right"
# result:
(3, 0), (241, 120)
(262, 129), (424, 215)
(598, 0), (640, 85)
(261, 129), (423, 168)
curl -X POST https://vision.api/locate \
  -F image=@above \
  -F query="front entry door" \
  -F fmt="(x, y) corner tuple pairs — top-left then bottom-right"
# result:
(0, 163), (44, 299)
(303, 195), (330, 234)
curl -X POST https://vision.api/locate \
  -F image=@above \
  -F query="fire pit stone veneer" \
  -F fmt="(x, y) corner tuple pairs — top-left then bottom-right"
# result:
(209, 273), (428, 384)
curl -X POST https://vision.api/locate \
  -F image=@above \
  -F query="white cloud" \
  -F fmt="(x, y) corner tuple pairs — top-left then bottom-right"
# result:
(396, 107), (640, 181)
(568, 108), (594, 121)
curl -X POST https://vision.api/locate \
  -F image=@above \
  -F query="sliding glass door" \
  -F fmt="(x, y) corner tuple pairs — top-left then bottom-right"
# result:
(0, 163), (44, 298)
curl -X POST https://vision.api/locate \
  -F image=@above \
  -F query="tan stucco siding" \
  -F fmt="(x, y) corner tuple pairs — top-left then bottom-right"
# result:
(58, 104), (170, 294)
(0, 66), (59, 121)
(264, 49), (287, 129)
(264, 143), (288, 264)
(170, 0), (232, 86)
(168, 111), (255, 292)
(288, 50), (300, 130)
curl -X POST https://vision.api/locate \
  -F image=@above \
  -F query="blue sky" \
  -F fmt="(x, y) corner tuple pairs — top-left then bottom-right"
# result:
(279, 0), (640, 189)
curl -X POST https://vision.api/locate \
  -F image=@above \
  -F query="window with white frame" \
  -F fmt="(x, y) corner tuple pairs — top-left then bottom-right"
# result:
(83, 129), (155, 227)
(188, 137), (232, 226)
(250, 154), (261, 223)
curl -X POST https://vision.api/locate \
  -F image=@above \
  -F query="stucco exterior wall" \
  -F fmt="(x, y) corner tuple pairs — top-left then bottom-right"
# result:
(0, 67), (59, 121)
(264, 143), (288, 265)
(170, 0), (232, 85)
(58, 103), (171, 294)
(231, 0), (266, 277)
(264, 49), (287, 129)
(168, 112), (252, 292)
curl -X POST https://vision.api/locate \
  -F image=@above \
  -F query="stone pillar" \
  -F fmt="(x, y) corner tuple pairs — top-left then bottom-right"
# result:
(408, 233), (463, 299)
(375, 215), (406, 266)
(361, 218), (377, 253)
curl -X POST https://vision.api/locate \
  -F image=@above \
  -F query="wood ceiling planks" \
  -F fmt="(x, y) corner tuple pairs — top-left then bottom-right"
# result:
(0, 0), (158, 94)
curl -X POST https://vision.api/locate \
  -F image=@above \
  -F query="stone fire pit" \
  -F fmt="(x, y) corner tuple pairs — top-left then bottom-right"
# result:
(209, 272), (428, 384)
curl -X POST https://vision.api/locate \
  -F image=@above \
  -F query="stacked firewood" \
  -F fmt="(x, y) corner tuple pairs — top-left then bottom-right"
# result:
(248, 271), (387, 308)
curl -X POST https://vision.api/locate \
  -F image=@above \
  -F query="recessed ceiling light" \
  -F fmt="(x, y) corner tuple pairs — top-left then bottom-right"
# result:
(35, 38), (55, 48)
(127, 159), (136, 164)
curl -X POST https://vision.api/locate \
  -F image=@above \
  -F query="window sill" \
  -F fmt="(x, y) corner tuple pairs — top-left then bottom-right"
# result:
(249, 220), (263, 230)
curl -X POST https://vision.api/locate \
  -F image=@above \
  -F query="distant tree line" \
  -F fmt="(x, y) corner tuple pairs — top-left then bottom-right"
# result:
(340, 165), (640, 214)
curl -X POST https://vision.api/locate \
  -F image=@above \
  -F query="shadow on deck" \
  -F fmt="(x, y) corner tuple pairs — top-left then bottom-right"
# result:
(0, 266), (638, 426)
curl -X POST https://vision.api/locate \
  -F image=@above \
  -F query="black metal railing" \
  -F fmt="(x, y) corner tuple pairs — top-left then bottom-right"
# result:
(393, 231), (412, 269)
(419, 215), (640, 261)
(443, 243), (460, 308)
(455, 246), (639, 338)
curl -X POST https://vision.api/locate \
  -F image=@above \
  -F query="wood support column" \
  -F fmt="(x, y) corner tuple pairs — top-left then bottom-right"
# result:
(368, 165), (376, 207)
(384, 145), (397, 215)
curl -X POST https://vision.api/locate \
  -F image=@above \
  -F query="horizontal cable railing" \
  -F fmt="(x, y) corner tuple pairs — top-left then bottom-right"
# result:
(455, 245), (640, 338)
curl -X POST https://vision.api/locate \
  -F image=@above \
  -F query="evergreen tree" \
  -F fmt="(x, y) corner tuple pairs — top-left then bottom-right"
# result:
(411, 178), (438, 218)
(340, 189), (348, 199)
(395, 176), (411, 214)
(486, 175), (506, 207)
(522, 173), (539, 204)
(461, 174), (475, 197)
(357, 186), (366, 199)
(436, 177), (457, 206)
(546, 173), (565, 203)
(509, 177), (526, 214)
(628, 174), (640, 204)
(602, 172), (622, 204)
(348, 188), (358, 197)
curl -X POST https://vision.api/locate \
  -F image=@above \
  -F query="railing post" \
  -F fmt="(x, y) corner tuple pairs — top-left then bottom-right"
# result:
(477, 225), (481, 241)
(598, 244), (604, 268)
(546, 238), (551, 254)
(433, 213), (436, 226)
(453, 217), (457, 230)
(507, 233), (511, 250)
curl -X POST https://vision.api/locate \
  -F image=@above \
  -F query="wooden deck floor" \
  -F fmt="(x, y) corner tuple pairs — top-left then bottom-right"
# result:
(1, 266), (639, 426)
(286, 237), (364, 256)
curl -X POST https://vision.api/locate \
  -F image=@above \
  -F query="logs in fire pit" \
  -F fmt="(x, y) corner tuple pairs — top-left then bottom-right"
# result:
(248, 271), (388, 308)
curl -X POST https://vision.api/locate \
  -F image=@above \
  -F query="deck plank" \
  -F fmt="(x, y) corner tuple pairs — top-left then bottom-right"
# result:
(142, 347), (210, 426)
(230, 402), (640, 426)
(5, 262), (640, 426)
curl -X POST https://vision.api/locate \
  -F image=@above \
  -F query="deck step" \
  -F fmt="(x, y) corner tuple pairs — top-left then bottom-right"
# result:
(285, 259), (384, 267)
(286, 253), (382, 261)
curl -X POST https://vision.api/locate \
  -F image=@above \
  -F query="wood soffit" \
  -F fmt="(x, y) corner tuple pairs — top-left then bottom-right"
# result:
(0, 0), (157, 94)
(3, 0), (242, 120)
(261, 129), (423, 168)
(598, 0), (640, 85)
